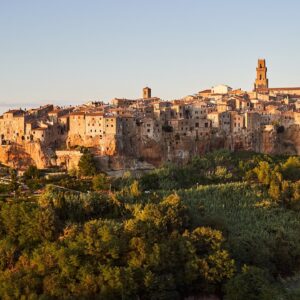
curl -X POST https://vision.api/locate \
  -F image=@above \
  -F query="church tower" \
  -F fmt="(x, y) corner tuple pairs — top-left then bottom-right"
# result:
(143, 87), (151, 99)
(254, 59), (269, 91)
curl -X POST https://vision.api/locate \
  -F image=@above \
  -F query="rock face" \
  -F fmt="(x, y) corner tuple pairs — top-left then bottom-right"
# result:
(0, 125), (299, 171)
(0, 142), (51, 170)
(0, 144), (33, 170)
(67, 134), (117, 156)
(276, 125), (300, 155)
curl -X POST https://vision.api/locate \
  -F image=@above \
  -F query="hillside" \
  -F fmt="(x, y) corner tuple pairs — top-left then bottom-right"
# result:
(0, 151), (299, 299)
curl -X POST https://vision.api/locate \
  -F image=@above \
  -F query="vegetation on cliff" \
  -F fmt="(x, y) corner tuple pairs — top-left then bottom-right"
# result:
(0, 151), (299, 299)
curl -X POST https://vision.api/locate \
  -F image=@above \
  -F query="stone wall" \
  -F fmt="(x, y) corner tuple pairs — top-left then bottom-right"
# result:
(55, 150), (83, 171)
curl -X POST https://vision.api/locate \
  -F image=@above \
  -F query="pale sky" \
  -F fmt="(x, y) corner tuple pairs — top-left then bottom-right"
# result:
(0, 0), (300, 111)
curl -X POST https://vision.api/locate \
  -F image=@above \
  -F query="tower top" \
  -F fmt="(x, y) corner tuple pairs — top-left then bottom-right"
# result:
(254, 59), (269, 91)
(143, 87), (151, 99)
(258, 58), (266, 66)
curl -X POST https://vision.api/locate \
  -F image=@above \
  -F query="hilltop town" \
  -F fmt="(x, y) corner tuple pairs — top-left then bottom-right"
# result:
(0, 59), (299, 171)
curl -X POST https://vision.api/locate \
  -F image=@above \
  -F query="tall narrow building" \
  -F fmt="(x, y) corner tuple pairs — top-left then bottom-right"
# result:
(254, 59), (269, 91)
(143, 87), (152, 99)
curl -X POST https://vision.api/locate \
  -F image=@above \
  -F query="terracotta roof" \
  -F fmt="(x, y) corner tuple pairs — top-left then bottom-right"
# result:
(48, 109), (63, 114)
(70, 112), (85, 116)
(86, 112), (104, 117)
(4, 109), (24, 115)
(34, 127), (47, 131)
(269, 87), (300, 91)
(120, 114), (134, 118)
(199, 89), (212, 94)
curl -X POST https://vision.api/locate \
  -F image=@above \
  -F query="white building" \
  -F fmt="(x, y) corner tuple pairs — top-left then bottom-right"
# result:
(212, 84), (233, 95)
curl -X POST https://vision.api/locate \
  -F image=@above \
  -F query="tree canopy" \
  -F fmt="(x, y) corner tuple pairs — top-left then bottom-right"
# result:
(0, 151), (299, 299)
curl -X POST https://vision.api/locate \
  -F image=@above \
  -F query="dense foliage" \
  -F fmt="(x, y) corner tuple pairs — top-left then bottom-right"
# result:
(0, 151), (299, 299)
(78, 150), (97, 177)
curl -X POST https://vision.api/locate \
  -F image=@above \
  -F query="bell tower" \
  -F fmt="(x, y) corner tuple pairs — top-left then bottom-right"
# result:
(254, 59), (269, 91)
(143, 87), (151, 99)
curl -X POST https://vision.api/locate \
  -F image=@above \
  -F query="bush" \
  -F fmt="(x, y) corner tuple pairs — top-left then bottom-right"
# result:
(24, 165), (41, 180)
(93, 174), (110, 191)
(282, 157), (300, 181)
(224, 266), (278, 300)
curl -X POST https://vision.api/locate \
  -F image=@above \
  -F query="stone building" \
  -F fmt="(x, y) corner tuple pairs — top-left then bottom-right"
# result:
(212, 85), (232, 95)
(207, 112), (220, 128)
(245, 112), (261, 131)
(0, 110), (26, 143)
(230, 111), (245, 133)
(254, 59), (269, 91)
(143, 87), (152, 99)
(0, 59), (299, 171)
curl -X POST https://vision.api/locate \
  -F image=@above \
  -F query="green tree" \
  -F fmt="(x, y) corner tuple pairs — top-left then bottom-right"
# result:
(78, 151), (97, 177)
(224, 266), (278, 300)
(253, 161), (272, 185)
(9, 168), (19, 196)
(0, 201), (60, 249)
(282, 157), (300, 181)
(93, 173), (110, 191)
(268, 179), (282, 202)
(23, 165), (41, 180)
(140, 172), (160, 191)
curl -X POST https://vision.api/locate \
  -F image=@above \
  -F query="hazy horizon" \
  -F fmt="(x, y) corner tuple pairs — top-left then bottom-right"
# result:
(1, 0), (300, 111)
